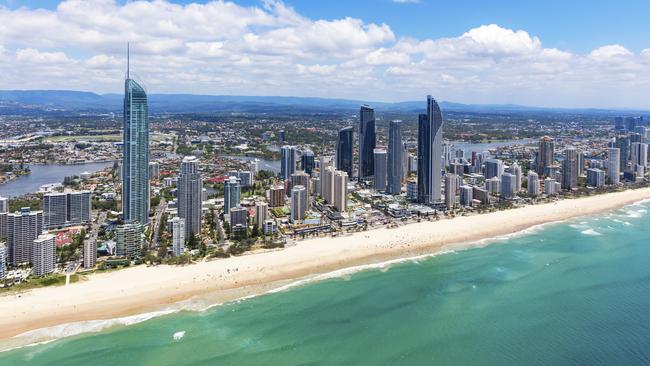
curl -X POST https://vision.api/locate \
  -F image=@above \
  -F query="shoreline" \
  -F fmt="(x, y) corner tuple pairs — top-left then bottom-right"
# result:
(2, 187), (650, 349)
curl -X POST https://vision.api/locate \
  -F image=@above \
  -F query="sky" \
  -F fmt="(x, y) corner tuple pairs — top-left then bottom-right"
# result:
(0, 0), (649, 108)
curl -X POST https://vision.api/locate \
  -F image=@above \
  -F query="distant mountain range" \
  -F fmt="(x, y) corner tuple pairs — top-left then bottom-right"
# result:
(0, 90), (647, 116)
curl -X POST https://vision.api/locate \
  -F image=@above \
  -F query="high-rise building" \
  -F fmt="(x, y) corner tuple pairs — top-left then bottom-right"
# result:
(625, 117), (638, 132)
(631, 142), (648, 169)
(122, 58), (150, 225)
(321, 166), (335, 204)
(116, 223), (142, 259)
(486, 177), (501, 195)
(614, 117), (625, 131)
(544, 178), (560, 195)
(460, 185), (473, 207)
(301, 150), (315, 175)
(224, 176), (241, 213)
(6, 208), (43, 266)
(501, 173), (516, 199)
(417, 96), (443, 204)
(0, 243), (6, 279)
(42, 192), (67, 229)
(229, 207), (248, 231)
(510, 163), (522, 192)
(484, 159), (503, 180)
(83, 237), (96, 270)
(170, 217), (185, 257)
(255, 202), (268, 228)
(537, 136), (555, 175)
(290, 171), (310, 197)
(527, 171), (540, 196)
(280, 145), (297, 181)
(587, 168), (606, 188)
(43, 191), (92, 229)
(268, 184), (285, 208)
(614, 135), (631, 169)
(444, 174), (458, 209)
(562, 148), (579, 190)
(178, 156), (203, 238)
(359, 105), (376, 181)
(148, 161), (160, 180)
(577, 152), (585, 177)
(32, 234), (56, 276)
(373, 148), (388, 191)
(387, 120), (404, 195)
(290, 185), (308, 223)
(608, 148), (621, 185)
(333, 170), (348, 212)
(0, 196), (7, 213)
(406, 179), (418, 201)
(336, 126), (354, 178)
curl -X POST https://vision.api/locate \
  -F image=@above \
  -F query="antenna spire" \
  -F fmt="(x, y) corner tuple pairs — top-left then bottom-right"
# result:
(127, 42), (130, 80)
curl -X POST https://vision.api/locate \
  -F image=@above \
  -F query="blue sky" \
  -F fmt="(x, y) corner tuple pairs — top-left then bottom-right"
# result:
(0, 0), (649, 108)
(4, 0), (649, 53)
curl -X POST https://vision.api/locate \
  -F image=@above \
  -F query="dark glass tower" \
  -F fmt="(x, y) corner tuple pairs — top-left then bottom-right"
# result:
(358, 105), (376, 181)
(417, 96), (443, 204)
(301, 150), (315, 175)
(122, 48), (149, 224)
(386, 120), (403, 195)
(336, 126), (354, 178)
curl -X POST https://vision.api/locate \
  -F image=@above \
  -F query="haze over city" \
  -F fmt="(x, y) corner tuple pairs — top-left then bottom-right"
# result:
(1, 0), (650, 108)
(2, 1), (650, 365)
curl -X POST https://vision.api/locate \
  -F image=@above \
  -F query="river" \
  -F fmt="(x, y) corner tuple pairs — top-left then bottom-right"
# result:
(0, 162), (114, 198)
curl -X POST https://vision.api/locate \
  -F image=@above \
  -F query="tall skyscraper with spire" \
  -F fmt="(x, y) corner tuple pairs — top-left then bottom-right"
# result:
(122, 44), (150, 224)
(417, 96), (444, 204)
(358, 105), (376, 182)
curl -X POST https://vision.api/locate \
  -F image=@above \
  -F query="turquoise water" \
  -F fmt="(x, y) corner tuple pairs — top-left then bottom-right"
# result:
(2, 202), (650, 365)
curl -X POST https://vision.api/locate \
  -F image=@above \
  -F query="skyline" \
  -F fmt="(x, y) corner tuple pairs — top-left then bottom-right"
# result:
(0, 0), (650, 109)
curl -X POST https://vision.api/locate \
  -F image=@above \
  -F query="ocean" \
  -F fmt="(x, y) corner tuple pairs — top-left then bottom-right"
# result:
(2, 201), (650, 365)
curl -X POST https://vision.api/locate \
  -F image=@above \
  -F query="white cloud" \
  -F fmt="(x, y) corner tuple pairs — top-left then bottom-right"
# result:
(0, 0), (648, 108)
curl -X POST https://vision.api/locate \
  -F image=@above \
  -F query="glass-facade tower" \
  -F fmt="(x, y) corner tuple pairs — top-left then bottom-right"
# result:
(122, 78), (149, 224)
(358, 105), (376, 181)
(336, 126), (354, 178)
(417, 96), (443, 204)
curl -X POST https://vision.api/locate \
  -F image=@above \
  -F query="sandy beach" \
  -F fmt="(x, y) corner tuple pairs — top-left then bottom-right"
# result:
(1, 187), (650, 348)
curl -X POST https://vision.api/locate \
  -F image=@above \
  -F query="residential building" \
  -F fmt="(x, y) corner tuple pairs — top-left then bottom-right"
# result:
(280, 145), (297, 181)
(43, 191), (92, 229)
(562, 148), (579, 190)
(587, 168), (606, 188)
(608, 148), (621, 185)
(373, 148), (388, 191)
(170, 217), (185, 257)
(178, 156), (203, 237)
(444, 174), (457, 209)
(224, 176), (241, 213)
(116, 223), (142, 259)
(6, 208), (43, 266)
(537, 136), (555, 175)
(32, 234), (56, 276)
(291, 185), (308, 223)
(527, 171), (540, 196)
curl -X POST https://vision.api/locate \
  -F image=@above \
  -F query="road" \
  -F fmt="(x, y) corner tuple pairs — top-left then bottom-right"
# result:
(151, 196), (167, 248)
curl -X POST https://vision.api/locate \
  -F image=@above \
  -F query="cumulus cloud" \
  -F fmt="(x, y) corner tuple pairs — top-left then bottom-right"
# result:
(0, 0), (648, 108)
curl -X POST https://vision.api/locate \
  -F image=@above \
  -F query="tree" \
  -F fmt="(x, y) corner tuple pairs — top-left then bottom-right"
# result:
(187, 234), (199, 250)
